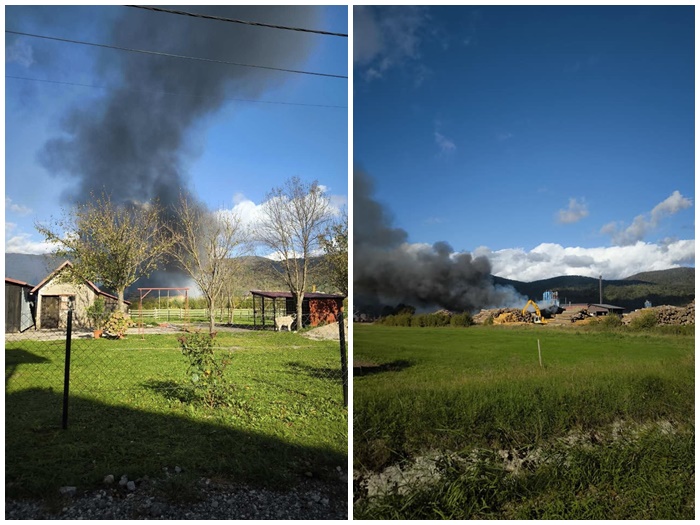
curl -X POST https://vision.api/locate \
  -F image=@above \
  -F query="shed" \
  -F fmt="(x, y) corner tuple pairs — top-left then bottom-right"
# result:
(250, 290), (346, 330)
(5, 278), (35, 333)
(587, 303), (625, 317)
(30, 261), (129, 330)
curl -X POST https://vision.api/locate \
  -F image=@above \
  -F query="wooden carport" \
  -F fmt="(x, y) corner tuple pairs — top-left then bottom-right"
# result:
(250, 290), (346, 330)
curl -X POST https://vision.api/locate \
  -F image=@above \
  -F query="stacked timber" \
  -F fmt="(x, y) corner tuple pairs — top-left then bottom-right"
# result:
(623, 300), (695, 326)
(473, 308), (533, 324)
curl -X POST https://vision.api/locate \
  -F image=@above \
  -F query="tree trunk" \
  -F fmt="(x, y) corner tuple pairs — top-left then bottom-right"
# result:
(117, 289), (126, 313)
(208, 297), (216, 334)
(296, 292), (304, 331)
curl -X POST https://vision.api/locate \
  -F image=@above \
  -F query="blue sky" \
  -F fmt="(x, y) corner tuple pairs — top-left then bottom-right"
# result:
(354, 5), (694, 281)
(5, 5), (347, 256)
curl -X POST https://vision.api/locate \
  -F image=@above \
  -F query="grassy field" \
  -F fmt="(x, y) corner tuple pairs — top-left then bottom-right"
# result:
(6, 330), (347, 500)
(353, 324), (694, 519)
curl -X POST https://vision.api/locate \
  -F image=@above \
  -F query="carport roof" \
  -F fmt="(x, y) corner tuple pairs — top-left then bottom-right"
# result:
(250, 290), (346, 300)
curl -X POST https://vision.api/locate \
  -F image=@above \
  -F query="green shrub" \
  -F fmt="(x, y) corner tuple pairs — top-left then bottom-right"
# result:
(450, 312), (473, 327)
(103, 311), (135, 337)
(599, 313), (623, 330)
(178, 332), (233, 408)
(85, 297), (108, 330)
(629, 310), (658, 331)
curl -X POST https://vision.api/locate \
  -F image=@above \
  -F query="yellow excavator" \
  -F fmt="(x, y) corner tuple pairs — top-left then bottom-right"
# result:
(522, 300), (547, 324)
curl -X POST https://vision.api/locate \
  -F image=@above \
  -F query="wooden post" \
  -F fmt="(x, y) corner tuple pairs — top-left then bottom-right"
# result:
(538, 339), (543, 368)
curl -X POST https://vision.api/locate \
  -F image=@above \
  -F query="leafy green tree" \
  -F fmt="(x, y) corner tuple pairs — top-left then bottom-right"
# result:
(36, 193), (173, 311)
(318, 209), (348, 296)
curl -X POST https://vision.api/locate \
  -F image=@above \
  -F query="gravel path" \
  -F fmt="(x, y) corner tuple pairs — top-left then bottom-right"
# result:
(6, 473), (348, 520)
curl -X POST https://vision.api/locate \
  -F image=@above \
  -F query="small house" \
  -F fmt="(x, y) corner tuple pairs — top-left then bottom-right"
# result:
(29, 261), (127, 330)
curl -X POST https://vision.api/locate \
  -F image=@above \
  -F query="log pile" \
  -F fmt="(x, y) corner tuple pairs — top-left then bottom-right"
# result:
(623, 300), (695, 326)
(473, 308), (533, 324)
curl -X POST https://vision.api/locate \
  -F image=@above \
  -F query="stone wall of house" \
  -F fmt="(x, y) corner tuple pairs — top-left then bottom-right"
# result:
(36, 279), (96, 330)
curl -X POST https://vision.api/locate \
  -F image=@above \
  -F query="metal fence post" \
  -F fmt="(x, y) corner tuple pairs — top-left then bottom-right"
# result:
(62, 308), (73, 430)
(337, 304), (348, 407)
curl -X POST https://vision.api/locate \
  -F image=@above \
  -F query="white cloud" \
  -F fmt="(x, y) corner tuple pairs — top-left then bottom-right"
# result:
(474, 240), (695, 281)
(6, 197), (32, 216)
(556, 197), (588, 224)
(602, 190), (692, 245)
(434, 131), (456, 155)
(5, 231), (54, 255)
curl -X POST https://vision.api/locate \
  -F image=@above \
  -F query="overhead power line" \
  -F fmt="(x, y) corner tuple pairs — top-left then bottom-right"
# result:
(6, 74), (347, 108)
(5, 30), (348, 80)
(127, 5), (348, 38)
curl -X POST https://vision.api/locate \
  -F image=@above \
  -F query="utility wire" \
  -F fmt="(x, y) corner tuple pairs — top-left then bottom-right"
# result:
(6, 75), (347, 108)
(127, 5), (348, 38)
(5, 30), (348, 80)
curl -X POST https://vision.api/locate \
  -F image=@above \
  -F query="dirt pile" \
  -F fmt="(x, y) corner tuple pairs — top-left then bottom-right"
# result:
(301, 320), (349, 341)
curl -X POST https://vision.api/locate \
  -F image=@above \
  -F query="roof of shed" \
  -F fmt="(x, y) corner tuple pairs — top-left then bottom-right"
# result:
(588, 303), (625, 311)
(5, 277), (34, 288)
(250, 290), (346, 300)
(30, 261), (131, 304)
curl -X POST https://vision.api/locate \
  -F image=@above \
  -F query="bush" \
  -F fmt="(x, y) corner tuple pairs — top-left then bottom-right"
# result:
(85, 297), (108, 330)
(178, 332), (233, 408)
(629, 310), (658, 331)
(103, 311), (135, 337)
(450, 312), (473, 327)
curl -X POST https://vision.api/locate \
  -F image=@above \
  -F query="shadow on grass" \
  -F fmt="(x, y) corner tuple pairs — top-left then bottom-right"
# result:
(5, 348), (55, 387)
(142, 379), (195, 403)
(353, 360), (413, 377)
(5, 387), (347, 500)
(286, 361), (342, 382)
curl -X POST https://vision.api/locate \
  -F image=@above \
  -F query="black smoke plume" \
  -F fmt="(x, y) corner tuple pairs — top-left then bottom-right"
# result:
(354, 167), (523, 313)
(30, 6), (321, 290)
(38, 6), (319, 209)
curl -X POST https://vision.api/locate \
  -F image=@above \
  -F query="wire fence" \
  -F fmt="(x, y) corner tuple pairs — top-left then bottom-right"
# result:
(6, 309), (348, 430)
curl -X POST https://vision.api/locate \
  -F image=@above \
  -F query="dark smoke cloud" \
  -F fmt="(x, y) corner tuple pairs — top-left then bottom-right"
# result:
(37, 5), (320, 209)
(354, 167), (524, 313)
(30, 6), (321, 290)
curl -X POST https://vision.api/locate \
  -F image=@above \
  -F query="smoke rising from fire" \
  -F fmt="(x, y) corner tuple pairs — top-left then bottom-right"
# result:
(31, 6), (320, 289)
(37, 6), (319, 210)
(354, 167), (524, 313)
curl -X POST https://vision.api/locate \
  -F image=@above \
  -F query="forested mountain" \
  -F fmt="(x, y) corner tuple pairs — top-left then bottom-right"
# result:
(495, 267), (695, 310)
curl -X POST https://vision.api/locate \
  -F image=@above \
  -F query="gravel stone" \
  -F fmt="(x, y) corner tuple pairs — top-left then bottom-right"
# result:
(6, 474), (348, 520)
(103, 475), (114, 485)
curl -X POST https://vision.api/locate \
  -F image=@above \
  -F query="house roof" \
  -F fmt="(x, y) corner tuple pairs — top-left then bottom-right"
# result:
(30, 260), (131, 305)
(5, 277), (34, 288)
(250, 290), (346, 300)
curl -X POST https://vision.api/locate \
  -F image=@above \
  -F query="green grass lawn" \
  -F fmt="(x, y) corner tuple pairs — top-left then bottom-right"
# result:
(6, 331), (347, 499)
(353, 324), (694, 519)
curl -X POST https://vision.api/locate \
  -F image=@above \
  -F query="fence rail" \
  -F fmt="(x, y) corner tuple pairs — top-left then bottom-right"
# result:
(129, 308), (256, 323)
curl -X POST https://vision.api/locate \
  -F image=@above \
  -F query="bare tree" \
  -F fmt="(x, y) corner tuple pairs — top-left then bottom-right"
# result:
(35, 193), (173, 311)
(169, 196), (247, 333)
(257, 177), (333, 329)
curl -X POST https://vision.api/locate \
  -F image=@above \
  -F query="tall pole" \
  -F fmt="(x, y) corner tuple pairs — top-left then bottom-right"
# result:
(62, 308), (73, 430)
(599, 275), (603, 304)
